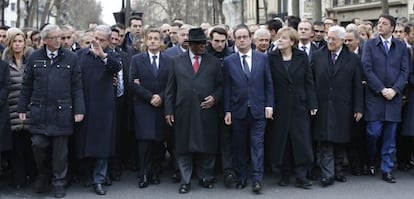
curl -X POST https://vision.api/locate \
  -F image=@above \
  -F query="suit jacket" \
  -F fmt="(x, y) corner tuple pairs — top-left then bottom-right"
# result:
(165, 51), (223, 154)
(164, 45), (186, 58)
(362, 36), (409, 122)
(311, 45), (364, 143)
(130, 52), (170, 141)
(223, 50), (274, 119)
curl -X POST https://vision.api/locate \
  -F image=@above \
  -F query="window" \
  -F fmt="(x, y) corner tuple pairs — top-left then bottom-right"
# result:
(11, 3), (16, 11)
(333, 0), (338, 7)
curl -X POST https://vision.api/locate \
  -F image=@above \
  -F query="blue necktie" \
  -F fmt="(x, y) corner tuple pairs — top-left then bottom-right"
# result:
(151, 55), (158, 76)
(242, 55), (250, 78)
(383, 40), (389, 55)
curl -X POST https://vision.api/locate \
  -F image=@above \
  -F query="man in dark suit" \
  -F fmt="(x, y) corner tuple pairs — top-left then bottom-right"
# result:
(164, 24), (191, 58)
(129, 29), (171, 188)
(362, 14), (409, 183)
(165, 28), (223, 194)
(75, 25), (122, 195)
(311, 26), (364, 187)
(313, 21), (327, 50)
(223, 24), (274, 193)
(298, 21), (317, 61)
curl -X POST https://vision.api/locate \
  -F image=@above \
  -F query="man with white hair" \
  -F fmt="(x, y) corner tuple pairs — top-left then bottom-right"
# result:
(18, 24), (85, 198)
(311, 25), (364, 187)
(75, 25), (122, 195)
(253, 28), (271, 53)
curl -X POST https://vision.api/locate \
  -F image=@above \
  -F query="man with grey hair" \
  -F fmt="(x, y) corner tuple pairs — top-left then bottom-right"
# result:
(164, 24), (192, 57)
(75, 24), (122, 195)
(18, 24), (85, 198)
(311, 25), (364, 187)
(253, 28), (271, 53)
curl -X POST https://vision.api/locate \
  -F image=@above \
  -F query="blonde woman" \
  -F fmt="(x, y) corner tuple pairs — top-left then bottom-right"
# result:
(2, 28), (36, 189)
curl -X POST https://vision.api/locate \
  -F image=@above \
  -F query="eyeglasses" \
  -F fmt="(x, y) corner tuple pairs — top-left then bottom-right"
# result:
(46, 36), (61, 40)
(314, 30), (325, 33)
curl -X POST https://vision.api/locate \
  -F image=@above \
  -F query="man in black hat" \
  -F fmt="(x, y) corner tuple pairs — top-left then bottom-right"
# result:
(165, 28), (223, 194)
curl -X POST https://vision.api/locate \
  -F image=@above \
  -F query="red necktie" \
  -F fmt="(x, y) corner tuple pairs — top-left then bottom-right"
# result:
(193, 55), (199, 73)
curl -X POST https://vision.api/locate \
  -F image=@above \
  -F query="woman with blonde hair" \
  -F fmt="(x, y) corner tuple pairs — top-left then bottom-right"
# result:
(2, 27), (36, 189)
(267, 27), (317, 189)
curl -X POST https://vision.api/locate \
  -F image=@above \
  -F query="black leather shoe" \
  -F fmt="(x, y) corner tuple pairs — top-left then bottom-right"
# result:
(362, 165), (369, 175)
(139, 175), (150, 188)
(295, 178), (312, 189)
(199, 178), (214, 188)
(151, 175), (160, 185)
(34, 176), (49, 193)
(103, 176), (112, 186)
(278, 175), (290, 187)
(224, 172), (236, 187)
(368, 166), (376, 176)
(335, 174), (347, 182)
(93, 184), (106, 195)
(382, 173), (396, 183)
(320, 177), (334, 187)
(54, 186), (66, 198)
(252, 182), (262, 193)
(236, 179), (247, 189)
(178, 184), (190, 194)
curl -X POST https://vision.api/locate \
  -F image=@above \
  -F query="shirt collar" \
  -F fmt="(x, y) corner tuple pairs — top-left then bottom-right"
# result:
(239, 48), (252, 58)
(148, 51), (160, 58)
(380, 35), (392, 44)
(46, 48), (58, 57)
(331, 46), (343, 56)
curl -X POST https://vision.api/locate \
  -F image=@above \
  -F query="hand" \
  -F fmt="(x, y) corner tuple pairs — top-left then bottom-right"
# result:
(265, 109), (274, 120)
(74, 114), (84, 122)
(112, 77), (117, 86)
(224, 112), (232, 125)
(150, 94), (162, 107)
(90, 40), (106, 58)
(133, 79), (140, 85)
(382, 88), (396, 100)
(354, 112), (363, 122)
(310, 109), (318, 116)
(165, 115), (174, 126)
(200, 95), (215, 109)
(19, 113), (26, 121)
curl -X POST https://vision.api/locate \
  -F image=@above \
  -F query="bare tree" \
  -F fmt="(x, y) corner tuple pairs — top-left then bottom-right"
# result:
(66, 0), (102, 29)
(381, 0), (389, 14)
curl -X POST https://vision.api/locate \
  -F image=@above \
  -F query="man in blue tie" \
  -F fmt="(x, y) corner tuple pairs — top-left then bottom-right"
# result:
(223, 24), (274, 193)
(362, 14), (409, 183)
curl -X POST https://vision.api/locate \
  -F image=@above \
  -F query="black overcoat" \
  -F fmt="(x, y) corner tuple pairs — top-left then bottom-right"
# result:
(165, 52), (223, 154)
(267, 49), (317, 166)
(311, 45), (364, 143)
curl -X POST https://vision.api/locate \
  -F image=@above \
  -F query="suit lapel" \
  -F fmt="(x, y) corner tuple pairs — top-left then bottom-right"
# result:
(233, 53), (247, 81)
(143, 53), (157, 77)
(273, 51), (293, 83)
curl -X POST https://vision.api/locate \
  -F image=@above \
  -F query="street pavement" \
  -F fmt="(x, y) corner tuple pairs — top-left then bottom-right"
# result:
(1, 170), (414, 199)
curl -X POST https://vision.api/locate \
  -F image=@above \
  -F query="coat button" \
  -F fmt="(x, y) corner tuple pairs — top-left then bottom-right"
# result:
(58, 105), (62, 110)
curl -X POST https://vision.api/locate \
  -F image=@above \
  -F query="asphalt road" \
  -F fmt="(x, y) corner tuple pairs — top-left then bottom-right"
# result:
(1, 170), (414, 199)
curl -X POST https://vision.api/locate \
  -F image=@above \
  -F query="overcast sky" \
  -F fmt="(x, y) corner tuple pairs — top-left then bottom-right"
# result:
(97, 0), (122, 25)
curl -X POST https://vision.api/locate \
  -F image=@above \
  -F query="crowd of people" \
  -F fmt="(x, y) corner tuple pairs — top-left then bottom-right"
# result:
(0, 13), (413, 198)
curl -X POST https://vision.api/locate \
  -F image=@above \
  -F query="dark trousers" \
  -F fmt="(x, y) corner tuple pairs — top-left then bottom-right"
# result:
(177, 153), (215, 184)
(396, 132), (413, 168)
(218, 118), (234, 174)
(11, 129), (37, 186)
(137, 140), (163, 177)
(366, 121), (397, 173)
(280, 135), (309, 179)
(318, 141), (346, 178)
(31, 134), (68, 187)
(347, 120), (368, 174)
(232, 111), (266, 183)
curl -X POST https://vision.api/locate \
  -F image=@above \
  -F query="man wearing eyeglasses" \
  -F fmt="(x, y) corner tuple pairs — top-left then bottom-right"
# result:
(18, 24), (85, 198)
